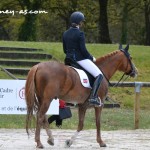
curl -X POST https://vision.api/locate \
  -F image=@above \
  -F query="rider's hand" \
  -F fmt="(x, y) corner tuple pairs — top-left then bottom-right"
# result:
(93, 57), (96, 62)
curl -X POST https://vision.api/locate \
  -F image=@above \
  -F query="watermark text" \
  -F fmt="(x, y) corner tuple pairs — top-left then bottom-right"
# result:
(0, 10), (48, 16)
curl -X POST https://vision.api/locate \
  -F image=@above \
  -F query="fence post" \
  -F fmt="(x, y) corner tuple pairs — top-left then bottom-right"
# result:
(134, 82), (143, 129)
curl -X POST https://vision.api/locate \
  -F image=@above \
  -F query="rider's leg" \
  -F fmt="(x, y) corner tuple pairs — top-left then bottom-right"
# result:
(77, 59), (103, 106)
(89, 74), (103, 105)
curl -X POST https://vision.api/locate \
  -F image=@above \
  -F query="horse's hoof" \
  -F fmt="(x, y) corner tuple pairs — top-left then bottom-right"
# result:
(65, 139), (72, 147)
(36, 144), (44, 149)
(100, 143), (107, 147)
(47, 137), (54, 146)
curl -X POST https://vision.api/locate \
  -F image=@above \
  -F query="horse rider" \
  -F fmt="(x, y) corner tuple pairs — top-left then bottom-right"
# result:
(62, 11), (103, 106)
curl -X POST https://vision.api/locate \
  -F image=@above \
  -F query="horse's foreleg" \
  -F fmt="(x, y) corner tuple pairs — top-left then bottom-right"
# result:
(43, 115), (54, 146)
(66, 104), (87, 147)
(95, 107), (106, 147)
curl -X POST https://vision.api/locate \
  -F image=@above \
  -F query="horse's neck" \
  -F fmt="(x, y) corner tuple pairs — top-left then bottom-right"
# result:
(96, 51), (122, 80)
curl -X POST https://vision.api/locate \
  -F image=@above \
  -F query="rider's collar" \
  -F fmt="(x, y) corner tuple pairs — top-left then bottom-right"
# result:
(71, 25), (79, 29)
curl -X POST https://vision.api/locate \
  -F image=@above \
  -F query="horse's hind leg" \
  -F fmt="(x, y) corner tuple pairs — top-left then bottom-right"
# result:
(43, 115), (54, 146)
(35, 111), (45, 148)
(35, 100), (51, 148)
(66, 104), (88, 147)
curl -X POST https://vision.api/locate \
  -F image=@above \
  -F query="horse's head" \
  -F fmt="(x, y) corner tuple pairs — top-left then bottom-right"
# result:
(119, 44), (138, 78)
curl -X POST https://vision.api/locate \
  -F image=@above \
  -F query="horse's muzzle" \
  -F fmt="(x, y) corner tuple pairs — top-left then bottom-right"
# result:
(130, 67), (138, 78)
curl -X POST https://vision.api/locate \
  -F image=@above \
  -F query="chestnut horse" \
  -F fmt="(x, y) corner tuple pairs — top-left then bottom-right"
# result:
(25, 44), (138, 148)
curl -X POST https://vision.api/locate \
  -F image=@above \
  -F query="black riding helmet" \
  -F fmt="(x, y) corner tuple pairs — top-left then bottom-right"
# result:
(70, 11), (85, 25)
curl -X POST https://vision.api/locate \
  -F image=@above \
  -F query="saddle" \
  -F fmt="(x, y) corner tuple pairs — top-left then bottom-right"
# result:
(65, 58), (95, 87)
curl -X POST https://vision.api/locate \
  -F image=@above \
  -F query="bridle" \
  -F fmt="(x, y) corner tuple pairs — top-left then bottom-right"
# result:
(120, 49), (136, 76)
(105, 48), (137, 87)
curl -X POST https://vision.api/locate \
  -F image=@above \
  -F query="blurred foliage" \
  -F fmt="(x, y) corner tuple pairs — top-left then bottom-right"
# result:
(0, 0), (150, 44)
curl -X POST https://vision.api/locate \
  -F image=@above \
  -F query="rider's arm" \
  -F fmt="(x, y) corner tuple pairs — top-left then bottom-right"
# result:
(62, 34), (67, 54)
(79, 32), (93, 61)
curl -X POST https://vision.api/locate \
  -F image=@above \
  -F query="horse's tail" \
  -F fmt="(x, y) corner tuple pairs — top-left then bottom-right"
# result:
(25, 64), (39, 136)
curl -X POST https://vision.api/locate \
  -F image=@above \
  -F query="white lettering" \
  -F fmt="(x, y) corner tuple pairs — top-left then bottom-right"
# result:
(39, 10), (48, 14)
(19, 10), (28, 15)
(0, 9), (48, 16)
(28, 10), (38, 14)
(0, 10), (15, 16)
(18, 10), (48, 15)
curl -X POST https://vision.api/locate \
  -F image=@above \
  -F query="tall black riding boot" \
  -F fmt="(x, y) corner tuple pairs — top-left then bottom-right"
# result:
(89, 74), (103, 106)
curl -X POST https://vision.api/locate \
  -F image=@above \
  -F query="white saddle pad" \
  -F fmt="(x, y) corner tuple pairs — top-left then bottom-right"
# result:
(70, 67), (92, 89)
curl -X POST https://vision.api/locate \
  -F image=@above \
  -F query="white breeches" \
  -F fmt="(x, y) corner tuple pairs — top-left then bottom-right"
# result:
(77, 59), (103, 78)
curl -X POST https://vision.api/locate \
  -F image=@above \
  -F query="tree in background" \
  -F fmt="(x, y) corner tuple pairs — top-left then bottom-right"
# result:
(0, 0), (21, 40)
(0, 16), (10, 40)
(37, 0), (78, 42)
(0, 0), (149, 45)
(119, 0), (150, 46)
(52, 0), (78, 29)
(120, 0), (140, 44)
(38, 0), (99, 42)
(107, 0), (148, 45)
(120, 1), (128, 44)
(143, 0), (150, 45)
(18, 0), (46, 41)
(98, 0), (112, 43)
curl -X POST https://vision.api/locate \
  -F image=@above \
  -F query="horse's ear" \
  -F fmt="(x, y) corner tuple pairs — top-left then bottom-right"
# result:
(119, 44), (122, 50)
(124, 44), (129, 51)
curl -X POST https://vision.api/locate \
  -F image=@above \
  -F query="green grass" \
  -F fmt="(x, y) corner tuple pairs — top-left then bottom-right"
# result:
(0, 70), (12, 79)
(0, 41), (149, 81)
(0, 108), (150, 130)
(64, 108), (150, 130)
(0, 41), (65, 61)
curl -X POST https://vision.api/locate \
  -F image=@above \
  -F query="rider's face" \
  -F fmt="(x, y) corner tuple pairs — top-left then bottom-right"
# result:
(79, 21), (84, 28)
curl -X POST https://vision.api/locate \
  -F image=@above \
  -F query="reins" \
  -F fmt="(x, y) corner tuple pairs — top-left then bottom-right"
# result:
(102, 72), (129, 87)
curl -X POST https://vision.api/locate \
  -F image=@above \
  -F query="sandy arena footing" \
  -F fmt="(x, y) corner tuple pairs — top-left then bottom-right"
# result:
(0, 129), (150, 150)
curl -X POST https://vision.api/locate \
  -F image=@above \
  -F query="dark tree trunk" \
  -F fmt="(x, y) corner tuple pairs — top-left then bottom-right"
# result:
(144, 0), (150, 45)
(0, 25), (10, 40)
(18, 0), (42, 41)
(98, 0), (111, 43)
(121, 2), (128, 44)
(18, 14), (37, 41)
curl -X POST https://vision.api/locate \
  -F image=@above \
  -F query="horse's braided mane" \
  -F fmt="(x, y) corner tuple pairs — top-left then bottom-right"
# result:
(97, 50), (119, 62)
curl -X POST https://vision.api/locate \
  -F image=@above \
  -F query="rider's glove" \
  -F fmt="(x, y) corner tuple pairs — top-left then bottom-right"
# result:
(93, 57), (96, 62)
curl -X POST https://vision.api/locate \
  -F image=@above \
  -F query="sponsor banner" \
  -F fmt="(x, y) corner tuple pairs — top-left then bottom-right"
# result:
(0, 80), (59, 114)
